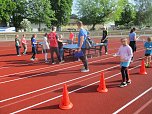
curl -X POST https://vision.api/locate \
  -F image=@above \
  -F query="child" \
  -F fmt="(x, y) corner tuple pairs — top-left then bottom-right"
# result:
(43, 33), (50, 63)
(21, 34), (27, 55)
(31, 34), (37, 61)
(69, 31), (74, 44)
(144, 37), (152, 68)
(101, 27), (108, 55)
(58, 34), (64, 62)
(15, 35), (21, 56)
(113, 38), (133, 87)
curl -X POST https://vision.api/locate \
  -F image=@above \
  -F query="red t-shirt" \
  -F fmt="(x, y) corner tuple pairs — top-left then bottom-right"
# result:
(69, 33), (74, 40)
(48, 32), (58, 47)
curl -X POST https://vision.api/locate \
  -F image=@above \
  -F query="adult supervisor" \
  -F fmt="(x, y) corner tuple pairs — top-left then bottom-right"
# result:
(129, 27), (137, 61)
(77, 21), (89, 72)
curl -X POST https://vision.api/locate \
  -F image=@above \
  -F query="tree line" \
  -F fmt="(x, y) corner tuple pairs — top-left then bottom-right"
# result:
(0, 0), (73, 31)
(76, 0), (152, 30)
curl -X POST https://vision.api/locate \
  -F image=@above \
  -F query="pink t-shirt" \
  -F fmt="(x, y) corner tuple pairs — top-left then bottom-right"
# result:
(69, 33), (74, 40)
(116, 45), (133, 62)
(21, 37), (27, 44)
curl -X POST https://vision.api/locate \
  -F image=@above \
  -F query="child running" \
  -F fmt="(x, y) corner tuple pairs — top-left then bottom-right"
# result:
(43, 33), (50, 63)
(21, 34), (27, 55)
(15, 35), (21, 56)
(144, 37), (152, 68)
(31, 34), (37, 61)
(114, 38), (133, 88)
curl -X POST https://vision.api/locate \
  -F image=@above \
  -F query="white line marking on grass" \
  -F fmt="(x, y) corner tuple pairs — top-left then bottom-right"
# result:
(10, 65), (141, 114)
(113, 87), (152, 114)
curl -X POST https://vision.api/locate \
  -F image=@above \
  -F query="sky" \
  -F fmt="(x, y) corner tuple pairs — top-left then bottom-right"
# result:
(72, 0), (77, 14)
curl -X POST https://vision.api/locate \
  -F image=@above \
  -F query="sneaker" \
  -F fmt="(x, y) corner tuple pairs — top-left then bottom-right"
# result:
(126, 80), (131, 84)
(120, 82), (127, 88)
(105, 52), (108, 55)
(30, 58), (35, 61)
(52, 62), (56, 65)
(81, 69), (89, 72)
(45, 61), (49, 63)
(17, 55), (21, 56)
(80, 67), (85, 71)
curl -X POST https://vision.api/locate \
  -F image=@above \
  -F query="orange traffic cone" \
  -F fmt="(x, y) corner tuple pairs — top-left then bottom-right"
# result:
(97, 72), (108, 93)
(59, 84), (73, 110)
(140, 60), (147, 75)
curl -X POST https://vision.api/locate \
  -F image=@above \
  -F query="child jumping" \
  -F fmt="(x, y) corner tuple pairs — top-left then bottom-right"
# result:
(114, 38), (133, 87)
(144, 37), (152, 68)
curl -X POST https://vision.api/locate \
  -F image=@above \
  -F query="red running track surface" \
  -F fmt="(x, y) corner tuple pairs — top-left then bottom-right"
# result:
(0, 38), (152, 114)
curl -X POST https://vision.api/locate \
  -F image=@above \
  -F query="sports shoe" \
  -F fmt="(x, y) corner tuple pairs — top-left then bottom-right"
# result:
(30, 58), (34, 61)
(120, 82), (127, 88)
(81, 69), (89, 72)
(145, 64), (150, 68)
(17, 55), (21, 56)
(45, 61), (49, 63)
(52, 62), (56, 65)
(126, 80), (131, 84)
(105, 52), (108, 55)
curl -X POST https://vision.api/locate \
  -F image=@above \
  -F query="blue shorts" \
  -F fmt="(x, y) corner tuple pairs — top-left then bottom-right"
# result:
(120, 62), (130, 67)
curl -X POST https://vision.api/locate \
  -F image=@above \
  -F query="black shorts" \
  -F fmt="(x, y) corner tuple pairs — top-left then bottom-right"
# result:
(129, 41), (136, 52)
(145, 53), (151, 56)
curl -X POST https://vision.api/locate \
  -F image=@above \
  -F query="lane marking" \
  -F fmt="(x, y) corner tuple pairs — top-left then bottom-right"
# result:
(10, 64), (141, 114)
(0, 48), (145, 84)
(133, 99), (152, 114)
(113, 87), (152, 114)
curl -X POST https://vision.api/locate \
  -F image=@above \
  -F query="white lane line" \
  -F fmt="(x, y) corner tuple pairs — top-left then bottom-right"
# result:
(0, 63), (120, 103)
(133, 99), (152, 114)
(0, 48), (145, 84)
(0, 67), (9, 70)
(0, 56), (116, 84)
(10, 65), (141, 114)
(113, 87), (152, 114)
(0, 48), (117, 78)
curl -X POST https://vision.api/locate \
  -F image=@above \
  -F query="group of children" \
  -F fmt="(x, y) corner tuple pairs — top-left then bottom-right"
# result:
(15, 26), (152, 87)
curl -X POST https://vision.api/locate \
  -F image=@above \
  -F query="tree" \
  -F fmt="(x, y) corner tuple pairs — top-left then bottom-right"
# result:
(20, 19), (32, 32)
(0, 0), (16, 26)
(28, 0), (55, 31)
(50, 0), (73, 27)
(134, 0), (152, 26)
(12, 0), (28, 30)
(115, 0), (136, 28)
(76, 0), (126, 30)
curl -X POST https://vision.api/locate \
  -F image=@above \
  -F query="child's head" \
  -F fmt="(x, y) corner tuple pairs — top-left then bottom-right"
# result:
(33, 34), (37, 38)
(147, 37), (152, 42)
(15, 34), (19, 38)
(121, 38), (128, 46)
(44, 33), (47, 37)
(59, 34), (63, 39)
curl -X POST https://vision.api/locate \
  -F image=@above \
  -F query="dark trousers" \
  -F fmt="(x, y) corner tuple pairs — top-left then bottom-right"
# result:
(50, 47), (61, 63)
(16, 46), (20, 55)
(121, 66), (129, 82)
(79, 48), (89, 70)
(59, 47), (64, 60)
(31, 46), (37, 59)
(101, 40), (108, 53)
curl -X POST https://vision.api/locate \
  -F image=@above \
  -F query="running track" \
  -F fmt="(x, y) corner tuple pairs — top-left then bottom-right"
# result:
(0, 38), (152, 114)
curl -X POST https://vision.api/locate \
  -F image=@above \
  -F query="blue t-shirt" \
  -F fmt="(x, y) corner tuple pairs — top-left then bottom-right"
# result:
(144, 42), (152, 55)
(129, 32), (136, 41)
(31, 38), (36, 47)
(78, 29), (87, 48)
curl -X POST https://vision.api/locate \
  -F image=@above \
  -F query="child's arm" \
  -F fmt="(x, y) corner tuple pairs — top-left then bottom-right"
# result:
(113, 47), (121, 57)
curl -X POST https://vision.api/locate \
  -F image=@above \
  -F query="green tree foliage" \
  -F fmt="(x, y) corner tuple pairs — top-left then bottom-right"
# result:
(76, 0), (125, 30)
(0, 0), (16, 26)
(12, 0), (28, 29)
(20, 19), (32, 32)
(50, 0), (73, 27)
(28, 0), (55, 31)
(134, 0), (152, 26)
(115, 0), (136, 28)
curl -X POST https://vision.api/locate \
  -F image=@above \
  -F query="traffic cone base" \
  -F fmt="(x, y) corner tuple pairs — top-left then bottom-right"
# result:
(140, 72), (147, 75)
(59, 102), (73, 110)
(97, 87), (108, 93)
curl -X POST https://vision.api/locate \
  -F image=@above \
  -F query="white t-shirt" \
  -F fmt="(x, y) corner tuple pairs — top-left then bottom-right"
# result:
(43, 37), (50, 49)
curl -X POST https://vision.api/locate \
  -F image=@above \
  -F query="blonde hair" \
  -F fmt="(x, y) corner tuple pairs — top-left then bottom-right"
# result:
(147, 37), (152, 42)
(77, 21), (83, 27)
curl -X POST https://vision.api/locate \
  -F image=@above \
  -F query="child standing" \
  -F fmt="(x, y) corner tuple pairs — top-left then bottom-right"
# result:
(21, 34), (27, 55)
(114, 38), (133, 87)
(58, 34), (64, 62)
(144, 37), (152, 68)
(15, 35), (21, 56)
(43, 33), (50, 63)
(31, 34), (37, 61)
